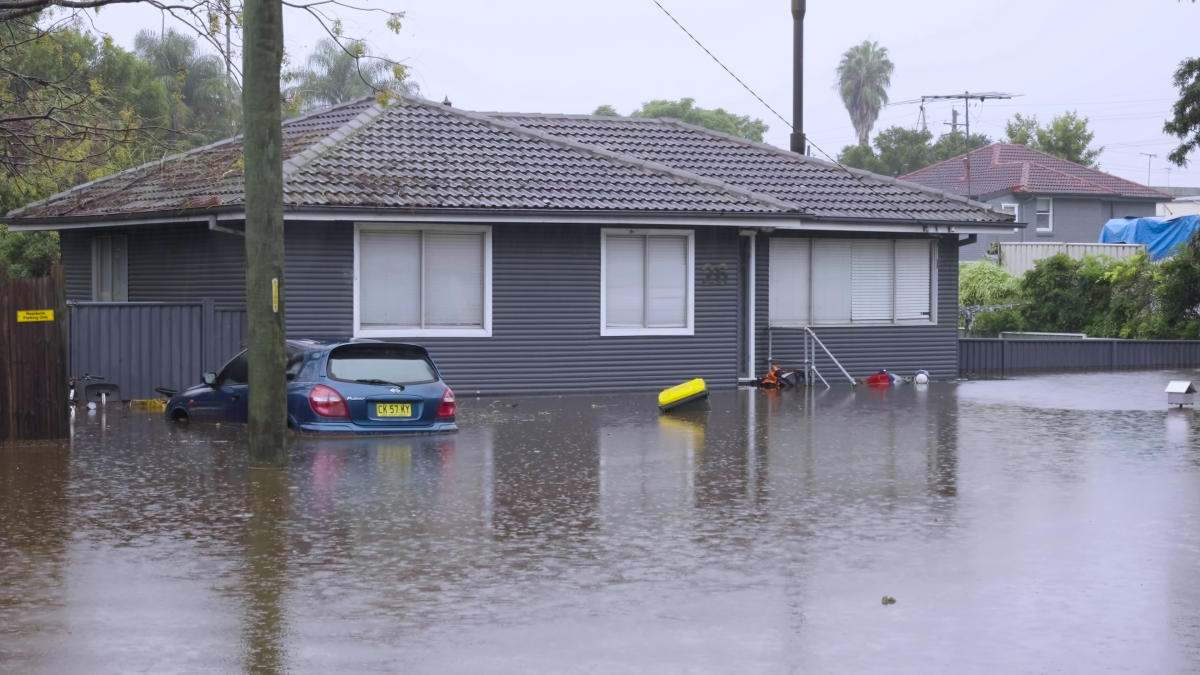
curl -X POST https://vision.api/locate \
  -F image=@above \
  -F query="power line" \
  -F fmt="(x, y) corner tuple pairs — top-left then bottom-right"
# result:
(647, 0), (790, 131)
(645, 0), (928, 223)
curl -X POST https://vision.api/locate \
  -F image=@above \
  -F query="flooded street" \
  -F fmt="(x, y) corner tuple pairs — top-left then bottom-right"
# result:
(3, 371), (1200, 673)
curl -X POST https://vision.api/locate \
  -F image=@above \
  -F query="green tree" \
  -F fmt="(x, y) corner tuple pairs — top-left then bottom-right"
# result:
(1018, 254), (1111, 333)
(597, 98), (768, 141)
(835, 40), (894, 146)
(837, 142), (885, 174)
(1004, 111), (1102, 167)
(286, 37), (416, 113)
(1156, 230), (1200, 337)
(837, 126), (990, 176)
(0, 226), (59, 278)
(1004, 112), (1038, 146)
(931, 130), (991, 161)
(135, 28), (239, 146)
(959, 260), (1022, 307)
(1165, 57), (1200, 167)
(1, 16), (168, 204)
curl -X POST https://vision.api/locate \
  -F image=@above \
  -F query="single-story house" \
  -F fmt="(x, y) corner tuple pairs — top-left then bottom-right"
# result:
(6, 96), (1015, 394)
(901, 143), (1170, 261)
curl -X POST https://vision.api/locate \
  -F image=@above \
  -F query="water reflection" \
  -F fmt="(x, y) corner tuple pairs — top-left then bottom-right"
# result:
(3, 376), (1200, 672)
(0, 439), (70, 672)
(240, 469), (290, 674)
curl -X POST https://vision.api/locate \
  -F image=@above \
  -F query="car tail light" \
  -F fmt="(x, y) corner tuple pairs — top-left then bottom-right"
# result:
(436, 386), (456, 420)
(309, 384), (349, 418)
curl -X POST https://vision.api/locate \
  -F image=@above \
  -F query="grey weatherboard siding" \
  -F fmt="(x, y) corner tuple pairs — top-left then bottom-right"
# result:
(759, 235), (960, 381)
(65, 221), (742, 394)
(60, 222), (962, 392)
(286, 221), (742, 395)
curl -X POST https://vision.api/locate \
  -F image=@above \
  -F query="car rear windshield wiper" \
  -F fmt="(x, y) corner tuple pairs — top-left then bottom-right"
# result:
(352, 378), (406, 389)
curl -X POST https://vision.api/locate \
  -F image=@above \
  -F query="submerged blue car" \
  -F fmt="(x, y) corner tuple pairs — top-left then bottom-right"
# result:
(166, 339), (457, 434)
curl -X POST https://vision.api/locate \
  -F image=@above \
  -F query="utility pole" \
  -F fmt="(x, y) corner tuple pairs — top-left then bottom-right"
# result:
(943, 108), (960, 134)
(243, 0), (288, 468)
(1139, 152), (1157, 185)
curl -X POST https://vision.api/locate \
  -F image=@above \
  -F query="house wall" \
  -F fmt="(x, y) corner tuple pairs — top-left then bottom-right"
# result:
(61, 225), (247, 308)
(960, 195), (1157, 261)
(284, 221), (740, 394)
(61, 221), (964, 392)
(760, 235), (960, 381)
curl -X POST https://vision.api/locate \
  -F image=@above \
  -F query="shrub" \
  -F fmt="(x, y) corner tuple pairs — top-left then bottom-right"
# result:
(969, 308), (1023, 337)
(959, 260), (1021, 306)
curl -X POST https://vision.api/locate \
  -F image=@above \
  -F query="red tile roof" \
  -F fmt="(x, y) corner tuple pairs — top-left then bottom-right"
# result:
(900, 143), (1171, 201)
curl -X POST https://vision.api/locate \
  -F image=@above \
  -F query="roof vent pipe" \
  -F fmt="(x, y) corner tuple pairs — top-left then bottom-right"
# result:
(789, 0), (806, 155)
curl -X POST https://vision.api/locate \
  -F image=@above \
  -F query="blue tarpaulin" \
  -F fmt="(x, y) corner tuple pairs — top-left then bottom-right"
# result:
(1099, 215), (1200, 260)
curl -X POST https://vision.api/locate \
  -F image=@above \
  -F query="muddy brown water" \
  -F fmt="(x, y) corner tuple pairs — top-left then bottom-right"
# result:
(3, 371), (1200, 673)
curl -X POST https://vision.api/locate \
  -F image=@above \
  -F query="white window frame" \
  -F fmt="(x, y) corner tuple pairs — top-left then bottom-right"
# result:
(600, 228), (695, 337)
(1035, 197), (1053, 233)
(353, 222), (493, 338)
(768, 237), (937, 328)
(999, 202), (1018, 219)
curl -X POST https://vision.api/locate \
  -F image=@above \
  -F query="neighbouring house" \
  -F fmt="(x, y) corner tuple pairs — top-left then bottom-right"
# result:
(6, 96), (1015, 396)
(1155, 186), (1200, 217)
(901, 143), (1170, 261)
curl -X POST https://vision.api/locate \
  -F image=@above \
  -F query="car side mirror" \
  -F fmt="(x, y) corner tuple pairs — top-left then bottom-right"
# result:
(202, 372), (217, 387)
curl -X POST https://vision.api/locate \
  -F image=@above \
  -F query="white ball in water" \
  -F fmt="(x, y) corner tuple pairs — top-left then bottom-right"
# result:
(914, 372), (929, 384)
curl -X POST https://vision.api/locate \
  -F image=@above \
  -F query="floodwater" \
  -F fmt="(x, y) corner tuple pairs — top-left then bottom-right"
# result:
(3, 372), (1200, 674)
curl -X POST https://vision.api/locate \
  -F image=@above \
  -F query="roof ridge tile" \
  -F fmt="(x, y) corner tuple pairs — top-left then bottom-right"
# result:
(282, 100), (385, 178)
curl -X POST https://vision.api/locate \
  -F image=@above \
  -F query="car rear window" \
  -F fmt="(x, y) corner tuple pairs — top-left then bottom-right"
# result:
(327, 345), (438, 384)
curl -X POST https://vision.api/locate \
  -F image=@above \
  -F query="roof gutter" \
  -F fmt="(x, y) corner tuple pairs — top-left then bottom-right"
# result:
(7, 205), (1018, 235)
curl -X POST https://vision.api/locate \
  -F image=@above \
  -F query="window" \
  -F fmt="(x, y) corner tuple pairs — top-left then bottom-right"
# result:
(1035, 198), (1053, 233)
(601, 229), (694, 336)
(91, 235), (128, 301)
(354, 224), (492, 337)
(999, 203), (1017, 218)
(218, 351), (248, 385)
(769, 237), (935, 326)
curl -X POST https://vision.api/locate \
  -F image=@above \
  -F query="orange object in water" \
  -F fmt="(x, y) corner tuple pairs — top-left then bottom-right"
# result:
(759, 365), (783, 389)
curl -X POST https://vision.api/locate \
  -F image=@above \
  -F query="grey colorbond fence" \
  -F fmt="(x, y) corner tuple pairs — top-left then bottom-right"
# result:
(959, 338), (1200, 378)
(69, 300), (246, 399)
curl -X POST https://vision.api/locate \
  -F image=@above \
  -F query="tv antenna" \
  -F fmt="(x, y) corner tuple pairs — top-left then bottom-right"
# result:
(918, 92), (1016, 140)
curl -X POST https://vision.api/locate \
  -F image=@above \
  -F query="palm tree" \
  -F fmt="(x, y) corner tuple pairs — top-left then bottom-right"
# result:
(135, 29), (239, 146)
(286, 38), (417, 113)
(836, 40), (894, 147)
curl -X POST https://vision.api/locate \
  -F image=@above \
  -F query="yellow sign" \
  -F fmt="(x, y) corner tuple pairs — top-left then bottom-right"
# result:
(272, 278), (279, 313)
(17, 309), (54, 322)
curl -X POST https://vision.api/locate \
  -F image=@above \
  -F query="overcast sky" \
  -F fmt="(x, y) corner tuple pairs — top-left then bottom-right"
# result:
(87, 0), (1200, 188)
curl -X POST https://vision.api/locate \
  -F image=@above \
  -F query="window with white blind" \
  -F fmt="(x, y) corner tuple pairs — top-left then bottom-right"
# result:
(769, 237), (935, 326)
(601, 229), (694, 336)
(354, 224), (492, 337)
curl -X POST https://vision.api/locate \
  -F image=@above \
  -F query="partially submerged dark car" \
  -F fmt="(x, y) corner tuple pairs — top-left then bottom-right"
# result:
(166, 339), (457, 434)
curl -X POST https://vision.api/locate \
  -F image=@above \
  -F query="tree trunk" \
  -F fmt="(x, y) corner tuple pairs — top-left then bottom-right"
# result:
(242, 0), (287, 467)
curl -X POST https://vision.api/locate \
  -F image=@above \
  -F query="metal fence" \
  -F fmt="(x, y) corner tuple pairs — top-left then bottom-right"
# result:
(959, 338), (1200, 378)
(68, 300), (247, 399)
(997, 242), (1145, 277)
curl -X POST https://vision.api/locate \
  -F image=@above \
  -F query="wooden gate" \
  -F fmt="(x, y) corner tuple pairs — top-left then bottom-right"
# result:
(0, 266), (68, 441)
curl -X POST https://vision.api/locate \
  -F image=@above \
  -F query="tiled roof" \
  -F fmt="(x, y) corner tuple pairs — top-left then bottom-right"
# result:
(8, 96), (1010, 224)
(900, 143), (1171, 201)
(486, 112), (1007, 222)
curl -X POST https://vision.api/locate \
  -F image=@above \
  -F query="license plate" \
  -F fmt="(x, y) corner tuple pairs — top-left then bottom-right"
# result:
(375, 403), (412, 417)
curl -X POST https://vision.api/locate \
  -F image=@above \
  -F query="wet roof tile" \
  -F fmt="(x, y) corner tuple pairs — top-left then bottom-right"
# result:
(8, 96), (1010, 224)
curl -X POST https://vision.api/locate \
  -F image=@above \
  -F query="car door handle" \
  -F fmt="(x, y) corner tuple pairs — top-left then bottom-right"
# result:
(231, 394), (241, 401)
